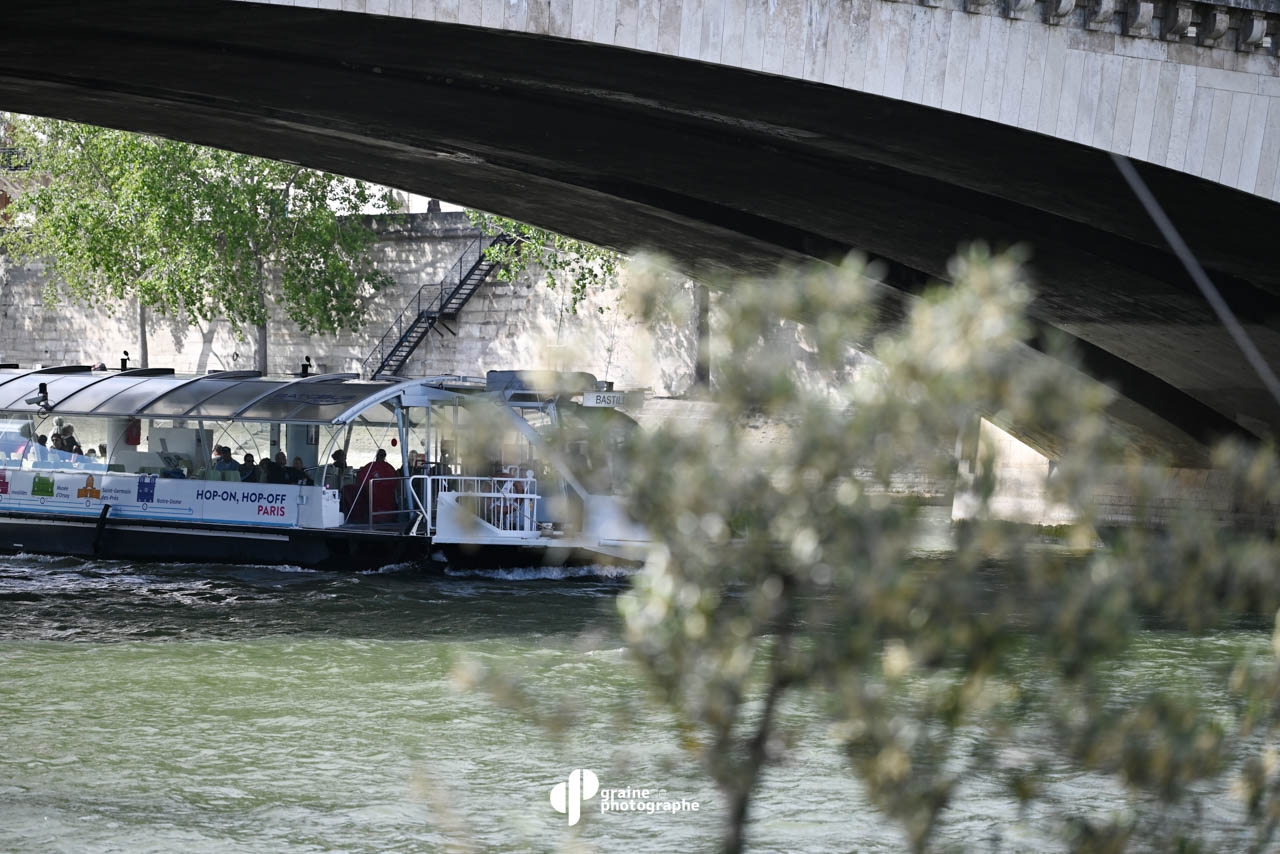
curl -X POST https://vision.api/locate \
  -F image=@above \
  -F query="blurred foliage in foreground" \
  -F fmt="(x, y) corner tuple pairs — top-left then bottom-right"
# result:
(616, 248), (1280, 853)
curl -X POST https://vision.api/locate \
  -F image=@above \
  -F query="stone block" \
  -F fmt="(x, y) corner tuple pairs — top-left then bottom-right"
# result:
(1253, 98), (1280, 200)
(842, 0), (873, 91)
(700, 0), (726, 64)
(1127, 56), (1161, 159)
(1016, 24), (1048, 127)
(1113, 32), (1167, 60)
(1067, 26), (1115, 52)
(571, 0), (597, 40)
(1218, 89), (1253, 186)
(1145, 59), (1181, 163)
(1091, 52), (1123, 149)
(1199, 86), (1235, 180)
(901, 6), (935, 104)
(1162, 61), (1197, 169)
(920, 3), (953, 108)
(1196, 65), (1261, 95)
(612, 0), (638, 45)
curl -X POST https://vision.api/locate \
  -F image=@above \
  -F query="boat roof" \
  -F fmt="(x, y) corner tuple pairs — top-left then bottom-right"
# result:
(0, 366), (449, 425)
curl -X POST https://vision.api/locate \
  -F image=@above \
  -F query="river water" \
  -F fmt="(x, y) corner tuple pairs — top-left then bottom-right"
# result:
(0, 550), (1272, 853)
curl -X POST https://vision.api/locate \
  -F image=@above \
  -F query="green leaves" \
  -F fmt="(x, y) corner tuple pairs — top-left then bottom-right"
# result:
(465, 210), (621, 311)
(0, 115), (394, 338)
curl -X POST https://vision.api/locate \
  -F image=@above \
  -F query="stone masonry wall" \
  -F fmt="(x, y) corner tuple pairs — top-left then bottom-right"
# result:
(0, 211), (959, 493)
(0, 211), (870, 400)
(0, 212), (704, 394)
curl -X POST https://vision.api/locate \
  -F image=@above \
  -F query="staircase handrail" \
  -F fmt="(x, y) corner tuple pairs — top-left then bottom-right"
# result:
(0, 148), (29, 172)
(360, 232), (505, 378)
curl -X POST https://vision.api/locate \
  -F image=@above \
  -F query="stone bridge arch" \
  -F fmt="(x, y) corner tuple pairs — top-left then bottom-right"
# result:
(1, 0), (1279, 460)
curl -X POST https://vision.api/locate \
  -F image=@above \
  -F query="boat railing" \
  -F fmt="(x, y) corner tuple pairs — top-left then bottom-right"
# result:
(434, 475), (541, 535)
(344, 474), (541, 537)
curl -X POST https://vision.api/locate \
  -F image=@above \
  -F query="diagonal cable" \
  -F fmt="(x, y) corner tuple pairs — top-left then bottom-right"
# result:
(1110, 152), (1280, 411)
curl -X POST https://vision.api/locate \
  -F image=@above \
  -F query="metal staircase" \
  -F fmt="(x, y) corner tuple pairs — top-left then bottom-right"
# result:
(362, 233), (514, 379)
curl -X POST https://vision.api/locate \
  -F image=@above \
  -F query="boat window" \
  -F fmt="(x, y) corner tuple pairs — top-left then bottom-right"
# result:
(342, 415), (403, 466)
(236, 381), (388, 422)
(27, 413), (109, 468)
(141, 379), (246, 417)
(0, 418), (35, 462)
(181, 381), (290, 419)
(550, 403), (638, 495)
(86, 377), (188, 415)
(514, 406), (554, 432)
(55, 375), (155, 414)
(311, 400), (398, 425)
(0, 374), (101, 410)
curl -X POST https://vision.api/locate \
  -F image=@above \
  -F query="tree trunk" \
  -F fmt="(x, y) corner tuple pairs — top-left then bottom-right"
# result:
(255, 321), (268, 375)
(194, 322), (219, 375)
(254, 256), (269, 374)
(137, 300), (149, 369)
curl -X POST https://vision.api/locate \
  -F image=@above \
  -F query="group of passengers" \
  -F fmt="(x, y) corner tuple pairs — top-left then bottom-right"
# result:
(211, 445), (314, 485)
(26, 425), (103, 464)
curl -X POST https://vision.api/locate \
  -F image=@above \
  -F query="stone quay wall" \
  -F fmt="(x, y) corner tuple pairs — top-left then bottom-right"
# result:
(0, 212), (704, 394)
(0, 210), (956, 494)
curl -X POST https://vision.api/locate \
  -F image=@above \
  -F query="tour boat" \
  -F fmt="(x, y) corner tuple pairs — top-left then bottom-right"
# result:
(0, 366), (651, 569)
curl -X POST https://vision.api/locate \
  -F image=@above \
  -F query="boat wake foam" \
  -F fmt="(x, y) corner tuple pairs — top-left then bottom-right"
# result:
(443, 564), (637, 581)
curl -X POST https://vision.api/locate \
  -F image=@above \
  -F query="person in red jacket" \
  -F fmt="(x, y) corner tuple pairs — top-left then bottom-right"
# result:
(349, 448), (398, 523)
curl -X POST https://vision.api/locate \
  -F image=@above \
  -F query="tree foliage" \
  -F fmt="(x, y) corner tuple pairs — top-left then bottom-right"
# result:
(466, 210), (621, 313)
(615, 248), (1280, 853)
(0, 115), (396, 341)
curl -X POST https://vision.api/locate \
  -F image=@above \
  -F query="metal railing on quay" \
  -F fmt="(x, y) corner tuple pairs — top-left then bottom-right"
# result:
(0, 148), (29, 172)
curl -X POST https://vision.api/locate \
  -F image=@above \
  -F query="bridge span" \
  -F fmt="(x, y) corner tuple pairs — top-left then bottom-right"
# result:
(2, 0), (1279, 460)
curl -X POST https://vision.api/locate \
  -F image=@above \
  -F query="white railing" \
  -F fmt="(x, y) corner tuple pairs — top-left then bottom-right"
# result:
(429, 474), (541, 535)
(344, 473), (541, 537)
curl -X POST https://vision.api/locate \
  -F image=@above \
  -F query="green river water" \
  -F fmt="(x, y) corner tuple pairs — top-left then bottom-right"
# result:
(0, 547), (1273, 853)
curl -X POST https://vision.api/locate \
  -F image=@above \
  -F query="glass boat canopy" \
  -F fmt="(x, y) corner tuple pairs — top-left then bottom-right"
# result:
(0, 367), (455, 425)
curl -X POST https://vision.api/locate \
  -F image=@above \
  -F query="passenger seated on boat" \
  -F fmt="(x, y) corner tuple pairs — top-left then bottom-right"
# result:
(263, 452), (290, 484)
(213, 446), (240, 472)
(400, 450), (426, 478)
(59, 425), (79, 455)
(494, 466), (537, 531)
(47, 435), (72, 464)
(239, 453), (260, 483)
(327, 449), (353, 487)
(33, 434), (48, 462)
(347, 448), (398, 524)
(289, 456), (315, 486)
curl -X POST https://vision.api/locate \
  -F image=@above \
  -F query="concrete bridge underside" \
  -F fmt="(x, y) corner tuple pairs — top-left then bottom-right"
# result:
(2, 0), (1279, 461)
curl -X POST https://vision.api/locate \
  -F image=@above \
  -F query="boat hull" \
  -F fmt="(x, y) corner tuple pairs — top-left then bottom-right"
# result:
(0, 511), (427, 570)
